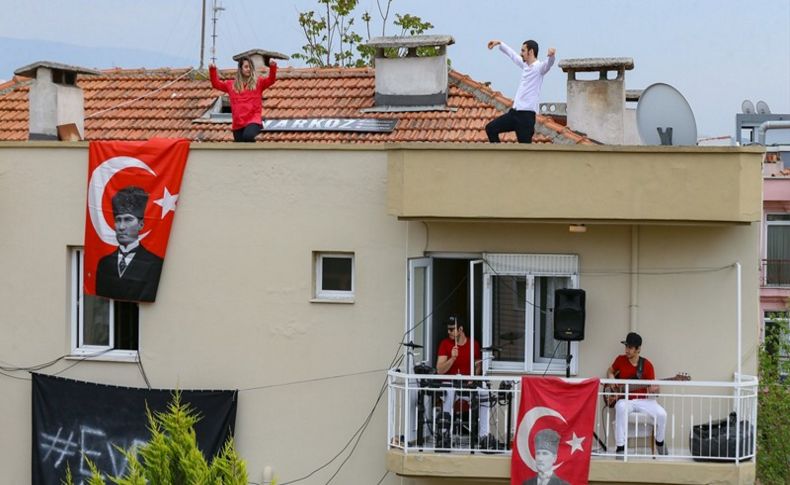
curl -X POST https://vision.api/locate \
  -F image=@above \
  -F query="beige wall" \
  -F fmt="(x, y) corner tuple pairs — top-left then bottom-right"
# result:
(0, 143), (760, 485)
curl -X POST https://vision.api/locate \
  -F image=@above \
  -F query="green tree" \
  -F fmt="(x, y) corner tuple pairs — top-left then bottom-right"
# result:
(292, 0), (434, 68)
(756, 312), (790, 484)
(62, 393), (249, 485)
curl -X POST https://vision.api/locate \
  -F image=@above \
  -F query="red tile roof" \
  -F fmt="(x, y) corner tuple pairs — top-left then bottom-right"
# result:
(0, 66), (593, 144)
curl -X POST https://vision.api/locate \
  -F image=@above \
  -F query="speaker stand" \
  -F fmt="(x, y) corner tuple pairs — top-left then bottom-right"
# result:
(566, 341), (607, 451)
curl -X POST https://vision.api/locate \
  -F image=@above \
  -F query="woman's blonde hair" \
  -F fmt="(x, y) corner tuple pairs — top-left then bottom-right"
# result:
(233, 57), (258, 93)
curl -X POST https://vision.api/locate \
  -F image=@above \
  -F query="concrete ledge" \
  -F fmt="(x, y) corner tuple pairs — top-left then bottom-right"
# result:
(386, 449), (755, 484)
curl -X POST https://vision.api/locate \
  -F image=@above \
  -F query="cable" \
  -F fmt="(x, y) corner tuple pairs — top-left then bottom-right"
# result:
(51, 348), (116, 376)
(239, 368), (388, 392)
(85, 69), (195, 119)
(541, 340), (564, 377)
(375, 470), (389, 485)
(136, 350), (152, 390)
(0, 369), (31, 381)
(280, 354), (402, 485)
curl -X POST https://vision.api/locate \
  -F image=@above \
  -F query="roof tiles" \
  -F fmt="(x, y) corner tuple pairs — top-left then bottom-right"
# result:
(0, 66), (592, 145)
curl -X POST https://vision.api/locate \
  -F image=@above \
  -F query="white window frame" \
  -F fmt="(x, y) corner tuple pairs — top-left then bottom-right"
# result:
(765, 213), (790, 286)
(313, 252), (355, 302)
(70, 248), (138, 361)
(482, 253), (580, 375)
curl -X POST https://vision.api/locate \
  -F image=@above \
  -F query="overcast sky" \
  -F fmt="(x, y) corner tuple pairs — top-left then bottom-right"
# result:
(2, 0), (789, 137)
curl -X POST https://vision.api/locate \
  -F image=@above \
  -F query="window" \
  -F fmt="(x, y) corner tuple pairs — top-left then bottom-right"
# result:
(71, 248), (139, 358)
(766, 214), (790, 286)
(483, 254), (579, 374)
(314, 252), (354, 301)
(764, 311), (790, 373)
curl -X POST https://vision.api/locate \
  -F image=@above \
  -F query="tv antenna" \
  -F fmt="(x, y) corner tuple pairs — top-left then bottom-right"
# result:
(210, 0), (225, 65)
(636, 83), (698, 146)
(756, 100), (771, 115)
(741, 99), (755, 114)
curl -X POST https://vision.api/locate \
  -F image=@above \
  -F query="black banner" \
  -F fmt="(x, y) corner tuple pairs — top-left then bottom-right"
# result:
(32, 373), (237, 484)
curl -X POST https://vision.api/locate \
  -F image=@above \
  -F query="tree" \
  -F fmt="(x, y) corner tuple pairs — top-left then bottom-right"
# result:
(756, 312), (790, 484)
(292, 0), (434, 68)
(62, 393), (250, 485)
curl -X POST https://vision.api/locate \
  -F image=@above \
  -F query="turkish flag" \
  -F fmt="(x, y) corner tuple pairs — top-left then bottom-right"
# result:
(83, 139), (190, 302)
(511, 377), (599, 485)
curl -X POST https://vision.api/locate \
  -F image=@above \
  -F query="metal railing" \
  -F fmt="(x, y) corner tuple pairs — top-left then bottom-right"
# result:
(761, 258), (790, 286)
(387, 370), (758, 462)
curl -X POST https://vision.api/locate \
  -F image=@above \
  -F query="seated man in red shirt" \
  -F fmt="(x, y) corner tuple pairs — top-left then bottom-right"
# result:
(606, 332), (668, 456)
(436, 317), (496, 449)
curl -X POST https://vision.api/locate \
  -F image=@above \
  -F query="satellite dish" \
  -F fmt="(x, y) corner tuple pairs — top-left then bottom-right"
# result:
(756, 100), (771, 114)
(741, 99), (755, 114)
(636, 83), (697, 146)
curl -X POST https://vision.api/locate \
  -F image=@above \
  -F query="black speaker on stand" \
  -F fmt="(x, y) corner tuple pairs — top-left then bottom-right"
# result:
(553, 288), (586, 379)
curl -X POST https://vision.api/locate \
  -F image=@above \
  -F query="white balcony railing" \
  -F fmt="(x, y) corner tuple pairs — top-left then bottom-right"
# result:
(387, 370), (758, 463)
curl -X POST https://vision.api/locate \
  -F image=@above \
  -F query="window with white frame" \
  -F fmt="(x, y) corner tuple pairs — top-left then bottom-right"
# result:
(483, 254), (579, 374)
(314, 252), (354, 301)
(766, 214), (790, 286)
(764, 311), (790, 368)
(71, 248), (139, 356)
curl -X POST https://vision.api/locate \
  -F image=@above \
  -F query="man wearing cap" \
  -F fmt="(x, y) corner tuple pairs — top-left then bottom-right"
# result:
(435, 317), (496, 450)
(523, 428), (569, 485)
(606, 332), (668, 456)
(96, 186), (164, 302)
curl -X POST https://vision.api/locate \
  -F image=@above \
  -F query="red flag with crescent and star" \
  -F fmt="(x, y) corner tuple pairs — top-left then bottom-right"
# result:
(511, 376), (599, 485)
(83, 138), (190, 302)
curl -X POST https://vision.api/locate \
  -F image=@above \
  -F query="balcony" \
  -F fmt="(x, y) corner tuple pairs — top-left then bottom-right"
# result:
(387, 145), (763, 224)
(386, 371), (757, 484)
(761, 259), (790, 287)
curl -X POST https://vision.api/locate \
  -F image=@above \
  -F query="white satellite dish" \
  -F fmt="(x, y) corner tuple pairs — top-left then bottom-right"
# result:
(636, 83), (697, 146)
(741, 99), (755, 114)
(756, 100), (771, 114)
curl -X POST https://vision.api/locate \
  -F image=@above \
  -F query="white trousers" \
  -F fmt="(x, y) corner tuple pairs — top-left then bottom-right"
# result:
(441, 387), (490, 437)
(614, 398), (667, 447)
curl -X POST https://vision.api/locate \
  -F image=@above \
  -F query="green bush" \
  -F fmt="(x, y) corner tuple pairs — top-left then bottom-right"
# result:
(63, 392), (248, 485)
(756, 314), (790, 484)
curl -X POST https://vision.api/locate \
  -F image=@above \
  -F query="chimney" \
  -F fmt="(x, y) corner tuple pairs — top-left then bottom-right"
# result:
(14, 61), (100, 140)
(365, 35), (454, 109)
(558, 58), (634, 144)
(233, 49), (290, 70)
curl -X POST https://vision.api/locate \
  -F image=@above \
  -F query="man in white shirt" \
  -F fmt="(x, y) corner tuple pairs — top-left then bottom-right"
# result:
(486, 39), (556, 143)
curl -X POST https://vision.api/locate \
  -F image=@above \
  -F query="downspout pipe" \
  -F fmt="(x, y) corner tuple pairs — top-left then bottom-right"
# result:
(757, 121), (790, 145)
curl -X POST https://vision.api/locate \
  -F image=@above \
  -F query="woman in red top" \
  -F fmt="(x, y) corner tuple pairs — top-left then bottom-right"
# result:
(209, 56), (277, 142)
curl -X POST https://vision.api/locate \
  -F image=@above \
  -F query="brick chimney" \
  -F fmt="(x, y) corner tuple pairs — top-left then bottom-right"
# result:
(365, 35), (454, 109)
(14, 61), (100, 140)
(558, 58), (634, 144)
(233, 49), (290, 70)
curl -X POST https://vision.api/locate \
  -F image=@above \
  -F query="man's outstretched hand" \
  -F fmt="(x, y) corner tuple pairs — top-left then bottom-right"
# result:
(487, 40), (501, 50)
(547, 47), (556, 57)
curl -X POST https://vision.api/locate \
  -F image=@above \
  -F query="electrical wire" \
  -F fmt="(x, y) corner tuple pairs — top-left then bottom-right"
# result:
(239, 368), (388, 392)
(375, 470), (389, 485)
(136, 350), (152, 389)
(541, 340), (564, 377)
(85, 69), (195, 119)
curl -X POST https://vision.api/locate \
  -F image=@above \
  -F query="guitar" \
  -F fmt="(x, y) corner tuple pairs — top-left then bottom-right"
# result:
(602, 372), (690, 408)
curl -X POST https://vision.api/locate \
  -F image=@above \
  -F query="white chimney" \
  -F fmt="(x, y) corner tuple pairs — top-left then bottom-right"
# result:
(365, 35), (454, 108)
(14, 61), (99, 140)
(558, 58), (634, 144)
(232, 48), (289, 70)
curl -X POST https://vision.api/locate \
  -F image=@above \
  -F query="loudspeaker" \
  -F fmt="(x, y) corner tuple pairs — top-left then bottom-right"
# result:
(554, 289), (586, 341)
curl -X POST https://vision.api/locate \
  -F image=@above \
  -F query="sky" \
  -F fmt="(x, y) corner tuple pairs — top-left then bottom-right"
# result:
(1, 0), (789, 138)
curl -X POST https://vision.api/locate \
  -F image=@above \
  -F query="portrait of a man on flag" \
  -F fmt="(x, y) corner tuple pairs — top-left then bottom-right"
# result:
(512, 376), (600, 485)
(83, 138), (190, 303)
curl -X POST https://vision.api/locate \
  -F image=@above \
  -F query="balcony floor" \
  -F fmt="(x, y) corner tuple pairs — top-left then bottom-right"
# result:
(386, 449), (755, 484)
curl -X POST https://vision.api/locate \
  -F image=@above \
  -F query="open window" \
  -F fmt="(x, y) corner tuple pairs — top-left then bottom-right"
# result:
(70, 248), (139, 359)
(482, 253), (580, 374)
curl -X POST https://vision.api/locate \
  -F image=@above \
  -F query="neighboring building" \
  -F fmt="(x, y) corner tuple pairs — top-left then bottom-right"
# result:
(0, 39), (764, 484)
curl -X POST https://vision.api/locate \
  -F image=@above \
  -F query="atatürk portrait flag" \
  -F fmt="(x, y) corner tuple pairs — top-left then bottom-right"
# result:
(84, 139), (190, 302)
(511, 377), (599, 485)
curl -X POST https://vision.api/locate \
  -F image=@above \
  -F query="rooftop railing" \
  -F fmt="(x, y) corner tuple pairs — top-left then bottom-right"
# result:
(387, 370), (757, 463)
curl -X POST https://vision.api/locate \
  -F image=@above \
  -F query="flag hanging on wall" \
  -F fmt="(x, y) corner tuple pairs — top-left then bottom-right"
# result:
(83, 138), (190, 302)
(511, 376), (600, 485)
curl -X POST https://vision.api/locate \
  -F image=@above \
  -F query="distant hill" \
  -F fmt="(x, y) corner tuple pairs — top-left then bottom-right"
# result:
(0, 37), (194, 79)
